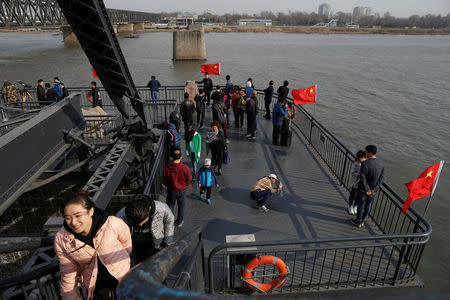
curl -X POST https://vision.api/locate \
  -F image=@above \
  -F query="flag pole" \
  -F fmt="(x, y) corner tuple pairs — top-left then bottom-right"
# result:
(422, 194), (434, 219)
(313, 84), (317, 118)
(422, 160), (444, 218)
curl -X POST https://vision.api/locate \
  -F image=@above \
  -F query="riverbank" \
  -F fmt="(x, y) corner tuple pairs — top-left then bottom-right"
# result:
(2, 26), (450, 35)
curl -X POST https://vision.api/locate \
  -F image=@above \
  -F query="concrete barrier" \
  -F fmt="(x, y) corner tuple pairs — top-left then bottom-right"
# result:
(173, 24), (206, 61)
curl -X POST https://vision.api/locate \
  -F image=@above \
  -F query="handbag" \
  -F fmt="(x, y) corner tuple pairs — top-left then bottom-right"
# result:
(223, 151), (230, 165)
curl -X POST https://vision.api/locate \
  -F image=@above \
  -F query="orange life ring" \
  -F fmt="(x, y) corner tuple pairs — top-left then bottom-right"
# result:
(241, 255), (289, 293)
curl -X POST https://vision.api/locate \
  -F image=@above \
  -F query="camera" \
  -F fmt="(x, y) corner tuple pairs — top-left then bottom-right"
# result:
(16, 80), (32, 88)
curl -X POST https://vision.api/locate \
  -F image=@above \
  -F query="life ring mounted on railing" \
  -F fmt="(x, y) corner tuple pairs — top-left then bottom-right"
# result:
(241, 255), (289, 293)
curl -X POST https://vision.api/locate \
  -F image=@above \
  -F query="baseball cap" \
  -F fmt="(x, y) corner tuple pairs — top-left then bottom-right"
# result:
(268, 174), (278, 180)
(205, 158), (211, 166)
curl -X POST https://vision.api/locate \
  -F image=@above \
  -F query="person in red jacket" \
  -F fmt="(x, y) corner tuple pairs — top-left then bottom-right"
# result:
(162, 149), (192, 227)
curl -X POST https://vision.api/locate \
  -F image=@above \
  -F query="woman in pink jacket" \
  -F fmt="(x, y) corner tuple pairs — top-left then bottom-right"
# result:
(54, 191), (132, 300)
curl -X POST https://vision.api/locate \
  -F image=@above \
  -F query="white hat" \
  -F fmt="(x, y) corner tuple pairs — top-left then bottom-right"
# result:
(205, 158), (211, 166)
(268, 174), (277, 180)
(246, 81), (252, 88)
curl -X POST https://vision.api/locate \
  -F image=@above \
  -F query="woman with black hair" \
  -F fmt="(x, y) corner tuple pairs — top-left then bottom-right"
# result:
(54, 191), (132, 300)
(206, 121), (226, 175)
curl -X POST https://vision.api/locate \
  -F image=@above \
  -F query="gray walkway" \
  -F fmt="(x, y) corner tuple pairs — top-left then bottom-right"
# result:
(170, 112), (378, 253)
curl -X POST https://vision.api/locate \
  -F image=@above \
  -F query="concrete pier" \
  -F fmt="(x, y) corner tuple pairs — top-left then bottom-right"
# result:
(173, 23), (206, 61)
(61, 26), (79, 46)
(117, 23), (134, 34)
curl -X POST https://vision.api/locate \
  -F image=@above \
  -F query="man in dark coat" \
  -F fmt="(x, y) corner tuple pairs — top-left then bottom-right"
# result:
(245, 93), (257, 139)
(89, 81), (102, 108)
(196, 72), (213, 107)
(194, 89), (206, 128)
(37, 79), (46, 103)
(59, 81), (69, 99)
(180, 92), (195, 130)
(45, 83), (58, 102)
(352, 145), (385, 228)
(277, 80), (289, 102)
(263, 80), (274, 119)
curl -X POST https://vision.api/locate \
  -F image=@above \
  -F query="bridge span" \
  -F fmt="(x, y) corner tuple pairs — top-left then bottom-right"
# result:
(0, 0), (159, 28)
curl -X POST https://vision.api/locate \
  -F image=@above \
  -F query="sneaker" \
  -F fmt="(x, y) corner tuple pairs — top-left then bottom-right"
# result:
(245, 134), (251, 137)
(200, 194), (205, 200)
(226, 139), (230, 144)
(351, 219), (363, 228)
(261, 205), (269, 212)
(207, 199), (211, 205)
(250, 135), (256, 140)
(177, 221), (184, 227)
(352, 206), (358, 215)
(347, 206), (353, 215)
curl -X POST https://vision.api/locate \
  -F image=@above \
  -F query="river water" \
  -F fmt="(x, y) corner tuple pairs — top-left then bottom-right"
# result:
(1, 32), (449, 291)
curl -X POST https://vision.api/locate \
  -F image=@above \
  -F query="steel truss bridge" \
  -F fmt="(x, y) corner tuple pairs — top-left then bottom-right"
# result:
(0, 0), (159, 27)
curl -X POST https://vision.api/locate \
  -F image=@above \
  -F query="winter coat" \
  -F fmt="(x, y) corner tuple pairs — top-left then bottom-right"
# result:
(272, 102), (287, 126)
(252, 177), (278, 194)
(277, 86), (289, 100)
(196, 78), (213, 92)
(46, 88), (59, 102)
(212, 101), (225, 123)
(167, 123), (181, 149)
(37, 85), (46, 101)
(162, 161), (192, 191)
(54, 216), (132, 300)
(195, 94), (206, 113)
(54, 82), (63, 99)
(146, 79), (161, 92)
(263, 86), (274, 102)
(185, 132), (202, 163)
(198, 165), (219, 187)
(117, 200), (174, 248)
(350, 161), (362, 188)
(180, 99), (195, 120)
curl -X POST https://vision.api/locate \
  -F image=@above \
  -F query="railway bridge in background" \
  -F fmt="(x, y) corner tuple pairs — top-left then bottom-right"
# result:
(0, 0), (159, 34)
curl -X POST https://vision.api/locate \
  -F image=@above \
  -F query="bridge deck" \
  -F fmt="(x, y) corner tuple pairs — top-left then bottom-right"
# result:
(170, 112), (380, 250)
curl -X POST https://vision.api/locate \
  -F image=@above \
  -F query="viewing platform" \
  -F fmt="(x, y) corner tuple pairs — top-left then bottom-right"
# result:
(0, 87), (430, 298)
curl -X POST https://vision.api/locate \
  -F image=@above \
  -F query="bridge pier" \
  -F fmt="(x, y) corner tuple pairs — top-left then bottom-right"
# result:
(173, 23), (206, 61)
(117, 23), (134, 34)
(61, 26), (80, 46)
(134, 22), (145, 31)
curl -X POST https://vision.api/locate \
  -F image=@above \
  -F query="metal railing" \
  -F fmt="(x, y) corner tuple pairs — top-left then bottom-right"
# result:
(204, 89), (431, 294)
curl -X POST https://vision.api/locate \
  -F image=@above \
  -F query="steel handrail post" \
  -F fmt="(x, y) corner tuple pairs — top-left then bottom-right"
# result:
(340, 150), (350, 187)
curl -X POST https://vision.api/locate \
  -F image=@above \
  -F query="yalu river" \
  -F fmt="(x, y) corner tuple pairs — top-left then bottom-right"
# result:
(0, 32), (449, 293)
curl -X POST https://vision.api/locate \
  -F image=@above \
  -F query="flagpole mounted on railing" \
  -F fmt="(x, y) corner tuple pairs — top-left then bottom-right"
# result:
(313, 84), (317, 118)
(422, 160), (445, 218)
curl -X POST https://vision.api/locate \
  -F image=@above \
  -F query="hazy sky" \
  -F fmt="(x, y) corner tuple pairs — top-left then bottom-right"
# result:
(103, 0), (449, 18)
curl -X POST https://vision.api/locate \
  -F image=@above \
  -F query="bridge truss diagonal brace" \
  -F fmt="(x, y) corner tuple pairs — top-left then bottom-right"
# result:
(83, 141), (134, 209)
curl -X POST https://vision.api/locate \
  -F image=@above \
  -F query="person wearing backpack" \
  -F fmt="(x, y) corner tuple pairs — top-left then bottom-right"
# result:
(235, 91), (247, 129)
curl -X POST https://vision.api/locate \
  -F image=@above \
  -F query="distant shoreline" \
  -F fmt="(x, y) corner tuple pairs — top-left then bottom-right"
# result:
(1, 26), (449, 35)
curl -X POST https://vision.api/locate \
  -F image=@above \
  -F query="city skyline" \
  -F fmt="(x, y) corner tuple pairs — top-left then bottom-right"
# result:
(103, 0), (450, 18)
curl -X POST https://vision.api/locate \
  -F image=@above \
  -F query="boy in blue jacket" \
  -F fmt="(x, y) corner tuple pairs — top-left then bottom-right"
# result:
(197, 158), (219, 205)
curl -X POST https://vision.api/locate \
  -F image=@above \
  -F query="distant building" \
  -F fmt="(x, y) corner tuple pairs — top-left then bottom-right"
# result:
(318, 3), (331, 16)
(238, 19), (272, 27)
(162, 13), (198, 28)
(352, 7), (372, 23)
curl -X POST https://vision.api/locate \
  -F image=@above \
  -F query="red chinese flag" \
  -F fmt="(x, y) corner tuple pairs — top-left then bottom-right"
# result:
(402, 161), (444, 214)
(200, 63), (220, 75)
(292, 85), (316, 105)
(91, 67), (98, 78)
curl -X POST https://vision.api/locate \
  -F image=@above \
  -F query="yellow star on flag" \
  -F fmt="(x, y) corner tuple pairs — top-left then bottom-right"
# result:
(426, 171), (433, 178)
(309, 88), (314, 93)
